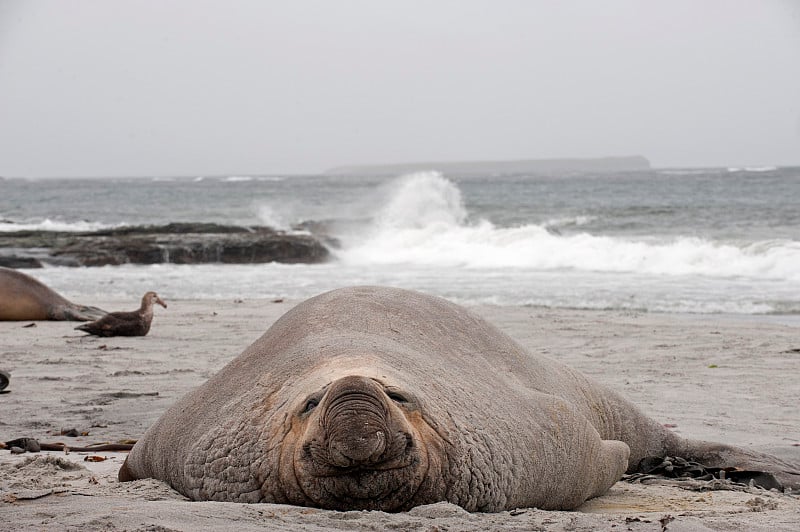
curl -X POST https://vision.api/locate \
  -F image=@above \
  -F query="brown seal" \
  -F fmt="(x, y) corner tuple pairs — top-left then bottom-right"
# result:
(118, 286), (800, 511)
(75, 292), (166, 337)
(0, 267), (106, 321)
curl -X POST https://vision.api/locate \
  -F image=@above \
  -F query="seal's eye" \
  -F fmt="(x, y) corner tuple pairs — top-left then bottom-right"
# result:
(302, 397), (319, 414)
(386, 390), (409, 404)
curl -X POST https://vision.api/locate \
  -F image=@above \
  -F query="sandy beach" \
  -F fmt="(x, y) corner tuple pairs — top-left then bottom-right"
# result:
(1, 297), (799, 531)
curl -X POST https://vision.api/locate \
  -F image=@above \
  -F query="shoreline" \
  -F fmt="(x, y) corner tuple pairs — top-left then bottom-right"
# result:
(1, 299), (799, 530)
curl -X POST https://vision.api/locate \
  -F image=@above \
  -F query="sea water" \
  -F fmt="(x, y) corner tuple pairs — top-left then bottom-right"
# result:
(1, 167), (798, 314)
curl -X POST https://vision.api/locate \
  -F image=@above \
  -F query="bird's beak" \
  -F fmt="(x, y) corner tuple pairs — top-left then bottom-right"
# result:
(156, 296), (167, 309)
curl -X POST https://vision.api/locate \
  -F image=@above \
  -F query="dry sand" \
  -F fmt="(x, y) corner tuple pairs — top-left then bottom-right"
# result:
(1, 297), (799, 531)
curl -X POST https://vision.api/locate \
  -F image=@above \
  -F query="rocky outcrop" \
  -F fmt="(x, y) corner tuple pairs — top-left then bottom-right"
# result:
(0, 256), (43, 268)
(0, 223), (330, 267)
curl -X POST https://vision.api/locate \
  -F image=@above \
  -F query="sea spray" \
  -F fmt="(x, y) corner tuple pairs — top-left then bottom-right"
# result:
(372, 171), (468, 230)
(337, 173), (800, 282)
(255, 204), (292, 232)
(0, 218), (120, 233)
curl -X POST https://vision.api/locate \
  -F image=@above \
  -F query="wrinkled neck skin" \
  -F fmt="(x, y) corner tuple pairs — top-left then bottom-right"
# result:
(245, 353), (602, 512)
(253, 355), (587, 512)
(262, 361), (452, 511)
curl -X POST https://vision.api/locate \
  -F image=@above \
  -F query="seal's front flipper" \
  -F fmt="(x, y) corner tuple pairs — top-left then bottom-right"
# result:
(118, 457), (137, 482)
(592, 439), (630, 498)
(525, 395), (630, 510)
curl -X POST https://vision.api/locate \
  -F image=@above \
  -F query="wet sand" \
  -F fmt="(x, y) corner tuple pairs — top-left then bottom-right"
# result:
(1, 298), (799, 530)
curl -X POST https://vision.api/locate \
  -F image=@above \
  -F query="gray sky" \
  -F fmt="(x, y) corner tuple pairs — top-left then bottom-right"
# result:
(1, 0), (799, 177)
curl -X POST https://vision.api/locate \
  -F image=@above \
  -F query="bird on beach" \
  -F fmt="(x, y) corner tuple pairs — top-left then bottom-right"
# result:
(75, 291), (167, 337)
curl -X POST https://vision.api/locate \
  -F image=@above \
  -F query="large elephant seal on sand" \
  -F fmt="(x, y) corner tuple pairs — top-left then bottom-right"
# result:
(119, 286), (800, 511)
(0, 267), (106, 321)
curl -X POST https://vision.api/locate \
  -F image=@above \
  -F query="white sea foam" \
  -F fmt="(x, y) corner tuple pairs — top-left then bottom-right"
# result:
(658, 168), (721, 176)
(28, 262), (800, 316)
(336, 172), (800, 282)
(0, 218), (117, 232)
(372, 171), (467, 230)
(223, 176), (254, 182)
(543, 215), (596, 230)
(727, 166), (778, 173)
(255, 204), (291, 231)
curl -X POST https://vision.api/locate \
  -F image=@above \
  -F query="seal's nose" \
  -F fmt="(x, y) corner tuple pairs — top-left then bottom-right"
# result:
(328, 425), (387, 466)
(322, 376), (390, 467)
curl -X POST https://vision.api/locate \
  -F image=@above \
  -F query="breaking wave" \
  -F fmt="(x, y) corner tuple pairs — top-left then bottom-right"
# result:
(0, 218), (117, 232)
(336, 172), (800, 282)
(727, 166), (778, 173)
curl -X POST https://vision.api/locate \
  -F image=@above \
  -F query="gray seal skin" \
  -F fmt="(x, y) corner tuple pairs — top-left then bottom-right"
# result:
(0, 267), (106, 321)
(119, 286), (800, 512)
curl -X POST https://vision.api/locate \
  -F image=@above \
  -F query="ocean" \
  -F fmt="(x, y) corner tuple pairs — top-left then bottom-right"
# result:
(1, 166), (799, 315)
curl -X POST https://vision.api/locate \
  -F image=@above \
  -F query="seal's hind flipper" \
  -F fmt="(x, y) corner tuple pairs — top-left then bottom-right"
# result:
(64, 305), (108, 322)
(675, 439), (800, 491)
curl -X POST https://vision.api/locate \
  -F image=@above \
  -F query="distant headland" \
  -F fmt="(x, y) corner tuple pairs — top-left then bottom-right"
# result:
(325, 156), (650, 176)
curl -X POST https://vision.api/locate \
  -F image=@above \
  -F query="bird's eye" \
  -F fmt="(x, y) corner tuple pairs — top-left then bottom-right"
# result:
(302, 398), (319, 414)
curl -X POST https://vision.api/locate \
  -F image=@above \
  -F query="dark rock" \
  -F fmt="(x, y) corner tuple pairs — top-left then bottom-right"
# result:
(0, 224), (330, 267)
(0, 256), (43, 268)
(89, 222), (254, 236)
(5, 438), (41, 452)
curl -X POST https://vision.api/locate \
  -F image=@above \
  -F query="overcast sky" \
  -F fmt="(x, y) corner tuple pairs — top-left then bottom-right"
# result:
(1, 1), (798, 177)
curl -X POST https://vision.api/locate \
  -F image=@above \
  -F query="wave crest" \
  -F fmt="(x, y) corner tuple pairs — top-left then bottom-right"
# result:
(373, 171), (467, 230)
(0, 218), (116, 233)
(336, 172), (800, 282)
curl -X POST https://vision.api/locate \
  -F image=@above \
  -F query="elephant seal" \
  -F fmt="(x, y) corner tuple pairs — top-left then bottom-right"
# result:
(119, 286), (800, 511)
(0, 267), (107, 321)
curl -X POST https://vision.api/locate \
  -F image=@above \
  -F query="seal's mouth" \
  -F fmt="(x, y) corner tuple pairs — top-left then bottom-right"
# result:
(296, 455), (426, 511)
(295, 418), (426, 510)
(319, 470), (420, 508)
(301, 430), (416, 476)
(289, 375), (430, 511)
